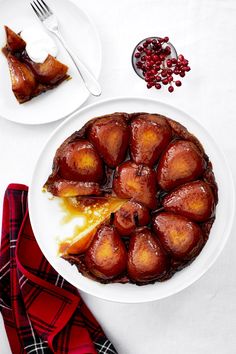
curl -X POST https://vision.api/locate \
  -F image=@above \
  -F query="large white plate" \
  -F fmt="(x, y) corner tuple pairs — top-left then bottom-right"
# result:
(0, 0), (101, 124)
(29, 97), (235, 303)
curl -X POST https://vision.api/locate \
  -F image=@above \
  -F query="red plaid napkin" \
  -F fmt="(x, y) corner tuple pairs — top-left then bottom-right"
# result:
(0, 184), (117, 354)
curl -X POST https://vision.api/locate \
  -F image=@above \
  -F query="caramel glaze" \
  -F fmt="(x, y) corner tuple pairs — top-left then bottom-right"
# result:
(45, 112), (218, 285)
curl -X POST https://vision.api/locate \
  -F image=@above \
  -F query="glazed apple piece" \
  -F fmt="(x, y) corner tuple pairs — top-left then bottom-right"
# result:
(4, 26), (26, 52)
(114, 200), (150, 235)
(23, 54), (69, 86)
(163, 181), (215, 222)
(6, 54), (37, 103)
(57, 140), (104, 182)
(44, 179), (102, 197)
(127, 227), (169, 283)
(59, 197), (127, 255)
(85, 225), (127, 280)
(130, 114), (172, 166)
(156, 140), (206, 191)
(113, 161), (157, 208)
(153, 212), (203, 261)
(88, 115), (129, 168)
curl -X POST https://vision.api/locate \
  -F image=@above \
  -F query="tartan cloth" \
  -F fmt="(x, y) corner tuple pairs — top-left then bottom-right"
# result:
(0, 184), (117, 354)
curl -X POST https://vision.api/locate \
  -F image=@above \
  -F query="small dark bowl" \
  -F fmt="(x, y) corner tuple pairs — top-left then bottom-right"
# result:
(132, 37), (178, 80)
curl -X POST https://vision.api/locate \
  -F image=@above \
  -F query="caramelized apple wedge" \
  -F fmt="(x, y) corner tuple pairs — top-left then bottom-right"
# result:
(113, 161), (157, 208)
(88, 115), (130, 167)
(59, 197), (127, 255)
(114, 200), (150, 235)
(157, 140), (206, 191)
(4, 26), (26, 52)
(130, 114), (172, 166)
(57, 140), (104, 182)
(153, 212), (203, 260)
(44, 179), (102, 197)
(23, 54), (69, 85)
(127, 227), (169, 283)
(85, 225), (127, 280)
(163, 181), (215, 222)
(6, 54), (37, 103)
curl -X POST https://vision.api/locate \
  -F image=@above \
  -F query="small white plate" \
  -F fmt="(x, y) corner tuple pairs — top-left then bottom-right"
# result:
(0, 0), (101, 125)
(29, 97), (235, 303)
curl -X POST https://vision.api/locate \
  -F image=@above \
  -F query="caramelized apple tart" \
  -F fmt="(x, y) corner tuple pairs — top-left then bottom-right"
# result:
(2, 26), (69, 103)
(44, 112), (218, 285)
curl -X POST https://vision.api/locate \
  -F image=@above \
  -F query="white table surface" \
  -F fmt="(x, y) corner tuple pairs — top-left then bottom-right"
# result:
(1, 0), (236, 353)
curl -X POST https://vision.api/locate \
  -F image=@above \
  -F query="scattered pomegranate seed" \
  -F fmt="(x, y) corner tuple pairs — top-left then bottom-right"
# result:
(133, 36), (190, 92)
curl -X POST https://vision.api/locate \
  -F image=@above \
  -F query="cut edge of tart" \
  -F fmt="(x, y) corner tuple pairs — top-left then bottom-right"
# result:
(57, 196), (127, 257)
(2, 26), (70, 104)
(43, 112), (218, 285)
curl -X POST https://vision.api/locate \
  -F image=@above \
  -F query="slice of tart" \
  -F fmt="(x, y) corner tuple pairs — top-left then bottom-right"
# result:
(2, 26), (69, 103)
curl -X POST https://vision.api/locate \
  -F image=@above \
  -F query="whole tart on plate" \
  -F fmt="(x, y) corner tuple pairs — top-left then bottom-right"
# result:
(44, 112), (218, 285)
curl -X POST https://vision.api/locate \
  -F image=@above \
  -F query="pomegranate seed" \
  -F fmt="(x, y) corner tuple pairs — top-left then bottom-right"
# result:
(180, 72), (185, 77)
(184, 66), (191, 72)
(178, 54), (184, 61)
(164, 36), (169, 42)
(162, 79), (168, 85)
(155, 83), (161, 89)
(156, 75), (161, 82)
(152, 55), (159, 61)
(161, 70), (167, 77)
(168, 85), (174, 92)
(175, 80), (182, 87)
(147, 38), (152, 44)
(141, 56), (146, 61)
(171, 58), (177, 64)
(135, 52), (141, 58)
(147, 83), (153, 89)
(137, 46), (143, 52)
(168, 76), (173, 82)
(152, 39), (157, 44)
(166, 59), (172, 67)
(167, 69), (173, 75)
(143, 42), (148, 48)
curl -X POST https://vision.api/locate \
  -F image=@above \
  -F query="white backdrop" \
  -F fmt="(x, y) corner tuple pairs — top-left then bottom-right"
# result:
(1, 0), (236, 353)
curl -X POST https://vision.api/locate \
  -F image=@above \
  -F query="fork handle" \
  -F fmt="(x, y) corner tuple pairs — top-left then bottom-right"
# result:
(52, 30), (102, 96)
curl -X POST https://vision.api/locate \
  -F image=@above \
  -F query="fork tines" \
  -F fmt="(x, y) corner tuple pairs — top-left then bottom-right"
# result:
(30, 0), (52, 20)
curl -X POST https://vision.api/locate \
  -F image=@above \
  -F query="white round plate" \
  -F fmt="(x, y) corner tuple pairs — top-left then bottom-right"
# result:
(29, 97), (235, 303)
(0, 0), (101, 125)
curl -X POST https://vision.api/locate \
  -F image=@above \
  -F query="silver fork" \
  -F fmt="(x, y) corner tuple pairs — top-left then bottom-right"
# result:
(30, 0), (101, 96)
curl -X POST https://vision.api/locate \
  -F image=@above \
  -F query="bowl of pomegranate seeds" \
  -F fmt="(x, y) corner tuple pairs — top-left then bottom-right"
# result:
(132, 36), (191, 92)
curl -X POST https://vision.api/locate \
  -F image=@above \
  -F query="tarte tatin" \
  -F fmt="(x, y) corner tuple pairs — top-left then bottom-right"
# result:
(44, 113), (218, 285)
(2, 26), (69, 103)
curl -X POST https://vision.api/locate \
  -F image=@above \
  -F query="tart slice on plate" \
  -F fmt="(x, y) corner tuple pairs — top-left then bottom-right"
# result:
(2, 26), (69, 103)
